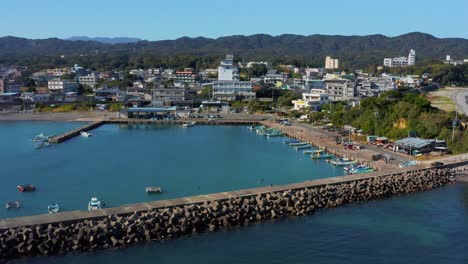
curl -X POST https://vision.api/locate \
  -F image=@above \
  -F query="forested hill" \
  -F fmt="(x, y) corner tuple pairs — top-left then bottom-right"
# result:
(1, 33), (467, 69)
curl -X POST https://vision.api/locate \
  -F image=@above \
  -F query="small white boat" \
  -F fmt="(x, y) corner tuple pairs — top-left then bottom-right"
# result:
(145, 186), (163, 193)
(47, 204), (59, 214)
(80, 131), (92, 137)
(182, 121), (196, 128)
(88, 197), (102, 211)
(5, 201), (21, 209)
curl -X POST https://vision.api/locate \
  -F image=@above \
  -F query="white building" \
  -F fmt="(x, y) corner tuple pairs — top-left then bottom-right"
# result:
(213, 54), (253, 101)
(408, 49), (416, 65)
(325, 56), (339, 70)
(384, 49), (416, 67)
(77, 74), (98, 88)
(218, 55), (239, 81)
(292, 89), (330, 111)
(324, 79), (355, 102)
(48, 79), (79, 93)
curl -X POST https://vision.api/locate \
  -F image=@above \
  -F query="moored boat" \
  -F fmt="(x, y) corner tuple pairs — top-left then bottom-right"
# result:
(17, 184), (36, 192)
(88, 197), (102, 211)
(289, 142), (308, 147)
(329, 158), (357, 166)
(80, 131), (92, 137)
(311, 153), (334, 159)
(295, 144), (311, 150)
(47, 204), (60, 214)
(283, 139), (299, 144)
(145, 186), (163, 193)
(35, 141), (51, 149)
(5, 201), (21, 209)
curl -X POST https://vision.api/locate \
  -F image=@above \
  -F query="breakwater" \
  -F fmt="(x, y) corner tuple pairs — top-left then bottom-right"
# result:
(0, 168), (457, 261)
(50, 119), (261, 144)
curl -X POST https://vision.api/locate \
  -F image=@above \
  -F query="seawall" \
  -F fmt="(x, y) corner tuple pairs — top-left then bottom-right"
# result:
(0, 167), (460, 261)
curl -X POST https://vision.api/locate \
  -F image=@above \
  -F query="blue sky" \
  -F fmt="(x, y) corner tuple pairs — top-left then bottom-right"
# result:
(1, 0), (467, 40)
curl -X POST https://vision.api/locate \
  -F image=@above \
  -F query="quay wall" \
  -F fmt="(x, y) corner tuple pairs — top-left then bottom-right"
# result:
(50, 119), (261, 144)
(0, 167), (460, 261)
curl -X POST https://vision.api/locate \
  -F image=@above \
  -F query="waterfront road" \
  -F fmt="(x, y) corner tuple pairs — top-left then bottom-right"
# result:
(293, 122), (408, 166)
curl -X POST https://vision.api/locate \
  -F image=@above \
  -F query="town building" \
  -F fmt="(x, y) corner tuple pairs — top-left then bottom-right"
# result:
(218, 55), (240, 81)
(212, 81), (255, 101)
(48, 79), (79, 93)
(264, 70), (284, 84)
(292, 89), (330, 111)
(0, 92), (20, 103)
(383, 49), (416, 67)
(94, 88), (126, 102)
(175, 70), (198, 86)
(443, 55), (468, 66)
(324, 79), (355, 102)
(0, 78), (22, 93)
(151, 87), (189, 106)
(213, 54), (254, 101)
(77, 73), (98, 88)
(325, 56), (339, 70)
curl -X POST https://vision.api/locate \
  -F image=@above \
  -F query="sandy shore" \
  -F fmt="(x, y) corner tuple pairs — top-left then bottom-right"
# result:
(0, 111), (119, 122)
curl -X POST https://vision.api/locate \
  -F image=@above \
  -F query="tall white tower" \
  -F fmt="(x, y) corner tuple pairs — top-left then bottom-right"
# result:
(218, 55), (239, 81)
(408, 49), (416, 66)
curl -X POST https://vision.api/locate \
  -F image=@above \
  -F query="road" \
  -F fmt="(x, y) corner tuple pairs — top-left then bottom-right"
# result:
(451, 89), (468, 116)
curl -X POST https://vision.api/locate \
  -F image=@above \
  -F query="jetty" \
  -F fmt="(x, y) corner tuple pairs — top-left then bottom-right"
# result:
(0, 163), (466, 260)
(48, 119), (262, 144)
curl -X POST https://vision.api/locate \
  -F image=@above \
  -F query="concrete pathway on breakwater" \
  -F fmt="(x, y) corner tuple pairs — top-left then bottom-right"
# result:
(2, 163), (465, 231)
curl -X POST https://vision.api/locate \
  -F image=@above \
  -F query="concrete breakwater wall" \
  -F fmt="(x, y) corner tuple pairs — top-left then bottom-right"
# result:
(0, 168), (455, 261)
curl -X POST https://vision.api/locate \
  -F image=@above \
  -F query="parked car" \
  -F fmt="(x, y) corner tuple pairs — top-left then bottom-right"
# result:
(430, 161), (444, 167)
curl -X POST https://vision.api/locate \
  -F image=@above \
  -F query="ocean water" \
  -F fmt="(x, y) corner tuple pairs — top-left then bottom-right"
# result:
(10, 183), (468, 264)
(2, 122), (468, 263)
(0, 122), (343, 219)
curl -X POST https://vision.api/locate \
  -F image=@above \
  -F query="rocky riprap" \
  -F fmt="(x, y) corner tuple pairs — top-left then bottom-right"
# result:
(0, 168), (455, 261)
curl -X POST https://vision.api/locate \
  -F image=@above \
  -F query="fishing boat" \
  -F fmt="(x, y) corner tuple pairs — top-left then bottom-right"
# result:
(80, 131), (92, 137)
(31, 133), (49, 142)
(266, 129), (283, 138)
(344, 164), (366, 172)
(182, 121), (196, 128)
(47, 204), (60, 214)
(349, 167), (375, 174)
(17, 184), (36, 192)
(35, 141), (51, 149)
(289, 142), (308, 147)
(311, 153), (334, 159)
(329, 158), (357, 166)
(5, 201), (21, 209)
(295, 144), (311, 150)
(283, 139), (299, 144)
(145, 186), (163, 193)
(88, 197), (102, 211)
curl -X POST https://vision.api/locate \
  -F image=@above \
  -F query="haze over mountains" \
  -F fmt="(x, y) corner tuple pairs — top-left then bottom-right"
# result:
(0, 32), (467, 68)
(65, 36), (142, 44)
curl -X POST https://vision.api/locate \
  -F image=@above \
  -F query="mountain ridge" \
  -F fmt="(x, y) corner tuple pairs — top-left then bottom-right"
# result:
(0, 32), (467, 68)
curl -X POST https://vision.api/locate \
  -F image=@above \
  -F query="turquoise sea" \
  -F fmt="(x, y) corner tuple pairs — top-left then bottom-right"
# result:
(2, 122), (467, 263)
(0, 122), (343, 219)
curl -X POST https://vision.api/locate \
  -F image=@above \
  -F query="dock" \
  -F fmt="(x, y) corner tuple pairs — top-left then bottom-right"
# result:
(48, 118), (262, 144)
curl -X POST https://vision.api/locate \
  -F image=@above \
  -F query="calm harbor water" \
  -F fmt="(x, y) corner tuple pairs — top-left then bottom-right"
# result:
(10, 183), (468, 264)
(0, 122), (343, 219)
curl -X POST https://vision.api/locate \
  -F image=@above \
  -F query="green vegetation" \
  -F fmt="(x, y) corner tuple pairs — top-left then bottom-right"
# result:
(2, 33), (468, 70)
(326, 91), (468, 153)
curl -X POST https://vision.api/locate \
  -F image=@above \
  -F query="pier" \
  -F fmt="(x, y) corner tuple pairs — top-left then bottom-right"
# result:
(49, 118), (262, 144)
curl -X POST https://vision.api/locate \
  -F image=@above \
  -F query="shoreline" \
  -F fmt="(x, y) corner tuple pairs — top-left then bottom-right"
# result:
(0, 111), (119, 122)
